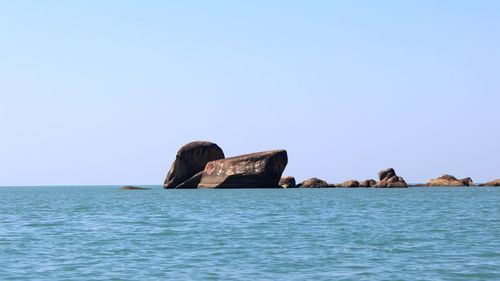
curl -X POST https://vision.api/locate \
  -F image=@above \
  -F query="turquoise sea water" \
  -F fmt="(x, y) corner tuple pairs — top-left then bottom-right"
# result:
(0, 186), (499, 281)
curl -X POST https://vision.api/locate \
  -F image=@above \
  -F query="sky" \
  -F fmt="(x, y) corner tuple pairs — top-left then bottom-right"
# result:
(1, 0), (499, 186)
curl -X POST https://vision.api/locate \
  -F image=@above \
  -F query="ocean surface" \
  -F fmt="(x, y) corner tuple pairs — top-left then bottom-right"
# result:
(0, 186), (499, 281)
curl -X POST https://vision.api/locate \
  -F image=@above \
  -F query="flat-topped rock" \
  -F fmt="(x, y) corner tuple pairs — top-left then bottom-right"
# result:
(427, 175), (474, 186)
(479, 179), (500, 186)
(375, 168), (408, 188)
(164, 141), (225, 189)
(198, 150), (288, 188)
(337, 180), (359, 188)
(297, 178), (332, 188)
(119, 186), (151, 190)
(279, 176), (296, 188)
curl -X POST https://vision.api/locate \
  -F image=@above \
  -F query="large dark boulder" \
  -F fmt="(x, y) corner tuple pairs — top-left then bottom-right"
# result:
(479, 179), (500, 186)
(279, 176), (296, 188)
(297, 178), (331, 188)
(375, 168), (408, 188)
(427, 175), (474, 186)
(164, 141), (225, 189)
(198, 150), (288, 188)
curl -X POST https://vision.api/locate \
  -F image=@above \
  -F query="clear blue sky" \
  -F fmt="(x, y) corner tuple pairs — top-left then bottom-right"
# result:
(1, 0), (499, 186)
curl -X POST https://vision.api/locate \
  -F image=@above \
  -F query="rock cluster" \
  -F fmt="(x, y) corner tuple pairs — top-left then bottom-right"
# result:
(164, 141), (287, 189)
(374, 168), (408, 188)
(162, 141), (497, 189)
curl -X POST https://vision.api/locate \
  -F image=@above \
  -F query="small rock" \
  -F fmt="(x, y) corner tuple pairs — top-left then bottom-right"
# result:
(337, 180), (360, 188)
(479, 179), (500, 186)
(359, 179), (377, 187)
(427, 175), (474, 186)
(297, 178), (331, 188)
(279, 176), (296, 188)
(119, 186), (151, 190)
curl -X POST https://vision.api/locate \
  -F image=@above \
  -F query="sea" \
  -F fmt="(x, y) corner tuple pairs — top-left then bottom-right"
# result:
(0, 186), (499, 281)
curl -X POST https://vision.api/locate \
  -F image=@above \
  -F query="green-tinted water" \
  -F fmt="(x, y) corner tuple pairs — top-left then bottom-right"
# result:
(1, 186), (499, 280)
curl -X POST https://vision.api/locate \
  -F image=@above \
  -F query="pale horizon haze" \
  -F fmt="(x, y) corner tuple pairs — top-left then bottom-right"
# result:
(1, 1), (499, 186)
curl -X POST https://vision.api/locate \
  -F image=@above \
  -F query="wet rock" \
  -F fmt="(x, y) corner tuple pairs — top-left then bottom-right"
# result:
(427, 175), (474, 186)
(198, 150), (288, 188)
(279, 176), (296, 188)
(164, 141), (225, 189)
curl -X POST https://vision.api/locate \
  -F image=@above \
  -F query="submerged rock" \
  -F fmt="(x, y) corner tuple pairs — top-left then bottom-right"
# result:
(479, 179), (500, 186)
(279, 176), (296, 188)
(359, 179), (377, 187)
(198, 150), (288, 188)
(164, 141), (225, 189)
(119, 186), (151, 190)
(427, 175), (474, 187)
(375, 168), (408, 188)
(337, 180), (359, 188)
(297, 178), (331, 188)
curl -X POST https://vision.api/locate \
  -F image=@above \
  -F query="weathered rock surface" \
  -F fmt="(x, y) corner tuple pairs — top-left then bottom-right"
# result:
(375, 168), (408, 188)
(479, 179), (500, 186)
(297, 178), (331, 188)
(164, 141), (225, 189)
(427, 175), (474, 186)
(119, 186), (151, 190)
(279, 176), (296, 188)
(198, 150), (288, 188)
(359, 179), (377, 187)
(337, 180), (359, 188)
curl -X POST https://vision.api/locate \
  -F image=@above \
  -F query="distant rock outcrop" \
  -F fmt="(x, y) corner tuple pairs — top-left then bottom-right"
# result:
(119, 186), (151, 190)
(164, 141), (225, 189)
(337, 180), (359, 188)
(279, 176), (296, 188)
(359, 179), (377, 187)
(427, 175), (474, 187)
(375, 168), (408, 188)
(479, 179), (500, 186)
(297, 178), (331, 188)
(198, 150), (288, 188)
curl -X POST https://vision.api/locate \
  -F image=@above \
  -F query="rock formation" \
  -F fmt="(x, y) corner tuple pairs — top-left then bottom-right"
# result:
(279, 176), (296, 188)
(359, 179), (377, 187)
(479, 179), (500, 186)
(164, 141), (225, 189)
(427, 175), (474, 186)
(297, 178), (331, 188)
(375, 168), (408, 188)
(337, 180), (359, 188)
(119, 186), (151, 190)
(198, 150), (288, 188)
